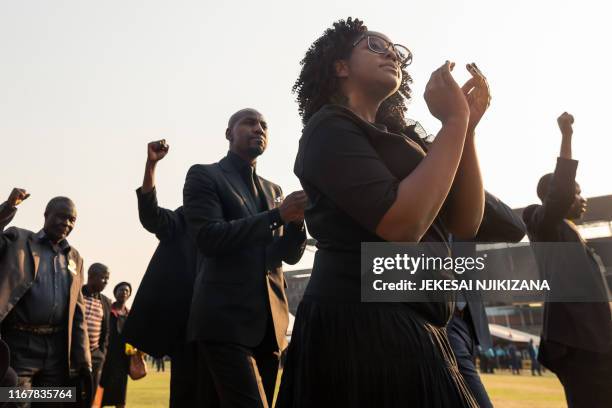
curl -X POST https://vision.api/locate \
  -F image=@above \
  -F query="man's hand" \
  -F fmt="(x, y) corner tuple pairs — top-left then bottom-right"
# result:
(7, 188), (29, 208)
(558, 112), (574, 159)
(461, 63), (491, 135)
(557, 112), (574, 137)
(147, 140), (169, 164)
(142, 140), (168, 193)
(278, 191), (308, 224)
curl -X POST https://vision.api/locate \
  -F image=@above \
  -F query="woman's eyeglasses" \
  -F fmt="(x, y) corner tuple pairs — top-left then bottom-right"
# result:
(352, 34), (413, 67)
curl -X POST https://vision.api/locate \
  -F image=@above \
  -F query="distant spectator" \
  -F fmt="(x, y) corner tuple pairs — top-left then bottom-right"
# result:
(100, 282), (132, 408)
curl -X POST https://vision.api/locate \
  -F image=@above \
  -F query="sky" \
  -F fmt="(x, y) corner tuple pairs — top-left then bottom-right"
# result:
(1, 0), (611, 299)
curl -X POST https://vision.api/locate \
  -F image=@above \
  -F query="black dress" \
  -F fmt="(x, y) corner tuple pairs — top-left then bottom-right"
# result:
(100, 305), (130, 406)
(277, 105), (478, 407)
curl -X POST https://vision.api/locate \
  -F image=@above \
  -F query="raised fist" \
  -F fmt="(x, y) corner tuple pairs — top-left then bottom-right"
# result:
(147, 140), (170, 163)
(7, 188), (30, 208)
(557, 112), (574, 136)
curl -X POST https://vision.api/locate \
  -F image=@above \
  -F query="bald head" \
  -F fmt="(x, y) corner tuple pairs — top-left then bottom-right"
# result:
(227, 108), (262, 129)
(87, 263), (110, 293)
(225, 108), (269, 161)
(43, 196), (77, 243)
(537, 173), (586, 220)
(88, 262), (109, 276)
(45, 196), (75, 214)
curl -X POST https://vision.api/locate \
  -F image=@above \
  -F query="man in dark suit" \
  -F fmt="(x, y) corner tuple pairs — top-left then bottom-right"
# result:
(81, 263), (112, 393)
(449, 191), (526, 408)
(0, 188), (91, 407)
(523, 112), (612, 407)
(183, 108), (307, 407)
(123, 139), (217, 407)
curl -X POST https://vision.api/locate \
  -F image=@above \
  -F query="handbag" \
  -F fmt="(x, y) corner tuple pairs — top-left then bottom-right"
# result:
(92, 386), (104, 408)
(128, 352), (147, 380)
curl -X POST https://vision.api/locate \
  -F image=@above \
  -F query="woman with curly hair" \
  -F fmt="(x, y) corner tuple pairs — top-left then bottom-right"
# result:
(277, 18), (489, 407)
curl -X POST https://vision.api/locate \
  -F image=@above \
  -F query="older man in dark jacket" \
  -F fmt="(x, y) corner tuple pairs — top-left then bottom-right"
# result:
(0, 188), (91, 407)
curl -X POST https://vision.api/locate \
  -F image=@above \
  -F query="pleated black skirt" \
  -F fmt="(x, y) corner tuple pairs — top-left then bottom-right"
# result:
(277, 298), (478, 408)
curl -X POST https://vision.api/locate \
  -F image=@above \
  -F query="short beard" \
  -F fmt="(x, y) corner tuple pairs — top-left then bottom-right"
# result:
(247, 146), (264, 159)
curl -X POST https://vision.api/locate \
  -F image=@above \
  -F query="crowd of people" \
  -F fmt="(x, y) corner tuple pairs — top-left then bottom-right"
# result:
(0, 16), (611, 408)
(477, 340), (543, 377)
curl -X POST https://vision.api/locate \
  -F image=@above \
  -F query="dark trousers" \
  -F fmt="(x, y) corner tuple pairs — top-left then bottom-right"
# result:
(447, 315), (493, 408)
(170, 341), (218, 408)
(1, 366), (18, 387)
(2, 330), (68, 408)
(199, 321), (280, 408)
(155, 358), (165, 372)
(90, 348), (105, 392)
(530, 358), (542, 376)
(541, 340), (612, 408)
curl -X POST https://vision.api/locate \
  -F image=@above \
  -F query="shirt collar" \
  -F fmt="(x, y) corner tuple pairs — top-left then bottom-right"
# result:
(82, 285), (101, 298)
(111, 304), (129, 316)
(36, 229), (71, 254)
(372, 123), (388, 132)
(227, 151), (257, 173)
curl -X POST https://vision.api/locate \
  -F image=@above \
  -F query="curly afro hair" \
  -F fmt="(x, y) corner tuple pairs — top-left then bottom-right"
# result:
(293, 17), (413, 133)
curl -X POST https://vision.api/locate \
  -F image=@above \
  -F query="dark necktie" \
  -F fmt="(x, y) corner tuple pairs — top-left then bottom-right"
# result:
(246, 166), (262, 210)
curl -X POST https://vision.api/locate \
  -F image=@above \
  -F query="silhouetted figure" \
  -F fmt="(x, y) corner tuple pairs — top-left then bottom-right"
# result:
(523, 112), (612, 407)
(123, 140), (217, 407)
(528, 339), (542, 376)
(100, 283), (132, 408)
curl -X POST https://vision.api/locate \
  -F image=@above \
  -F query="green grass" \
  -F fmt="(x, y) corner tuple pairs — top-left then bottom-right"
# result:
(126, 363), (565, 407)
(125, 363), (171, 408)
(482, 372), (566, 408)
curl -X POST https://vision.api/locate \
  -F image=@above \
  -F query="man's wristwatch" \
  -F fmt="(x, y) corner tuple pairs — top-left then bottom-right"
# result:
(268, 208), (283, 230)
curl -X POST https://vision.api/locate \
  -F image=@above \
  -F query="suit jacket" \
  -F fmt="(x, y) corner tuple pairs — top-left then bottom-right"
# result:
(99, 294), (111, 356)
(0, 338), (10, 385)
(453, 191), (527, 350)
(0, 202), (91, 374)
(523, 157), (612, 355)
(123, 187), (197, 357)
(81, 286), (112, 356)
(183, 153), (307, 350)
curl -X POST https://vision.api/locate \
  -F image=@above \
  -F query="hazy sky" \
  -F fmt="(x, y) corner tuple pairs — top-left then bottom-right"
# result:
(2, 0), (611, 299)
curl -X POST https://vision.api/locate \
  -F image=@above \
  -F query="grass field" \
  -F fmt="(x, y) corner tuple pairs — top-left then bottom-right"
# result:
(126, 363), (566, 407)
(481, 372), (566, 408)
